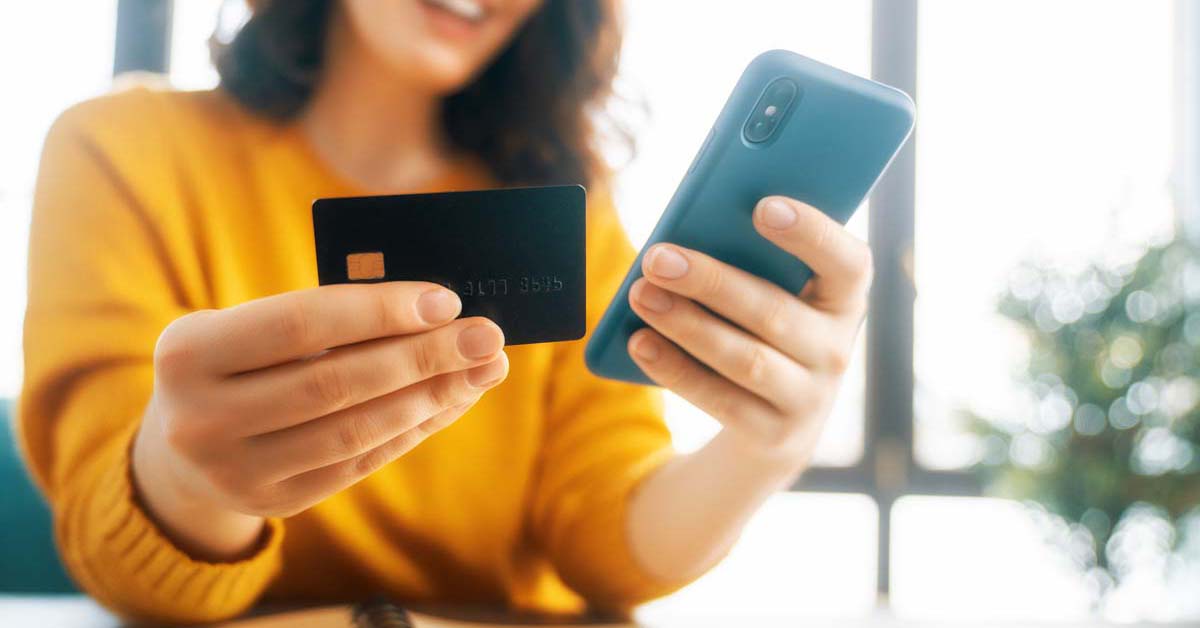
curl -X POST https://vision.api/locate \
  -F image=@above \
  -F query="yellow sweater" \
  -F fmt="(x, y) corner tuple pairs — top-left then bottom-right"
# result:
(19, 86), (678, 624)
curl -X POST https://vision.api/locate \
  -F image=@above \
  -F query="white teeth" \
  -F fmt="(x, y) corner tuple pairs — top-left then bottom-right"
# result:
(424, 0), (486, 22)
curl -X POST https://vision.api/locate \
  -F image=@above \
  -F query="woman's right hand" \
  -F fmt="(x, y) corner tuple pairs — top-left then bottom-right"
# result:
(131, 282), (508, 561)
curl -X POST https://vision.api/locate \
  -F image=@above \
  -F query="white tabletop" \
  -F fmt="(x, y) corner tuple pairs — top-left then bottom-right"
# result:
(2, 594), (1198, 628)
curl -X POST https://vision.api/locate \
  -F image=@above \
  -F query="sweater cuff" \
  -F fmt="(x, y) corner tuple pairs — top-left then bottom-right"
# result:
(59, 426), (284, 623)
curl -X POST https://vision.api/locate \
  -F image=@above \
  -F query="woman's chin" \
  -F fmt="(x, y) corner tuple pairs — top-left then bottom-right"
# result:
(394, 52), (484, 95)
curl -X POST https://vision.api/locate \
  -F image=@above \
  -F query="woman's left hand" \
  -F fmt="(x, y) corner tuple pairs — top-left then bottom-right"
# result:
(627, 195), (872, 468)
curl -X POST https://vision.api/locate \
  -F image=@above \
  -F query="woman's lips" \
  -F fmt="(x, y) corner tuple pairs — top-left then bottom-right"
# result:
(422, 0), (486, 21)
(419, 0), (489, 37)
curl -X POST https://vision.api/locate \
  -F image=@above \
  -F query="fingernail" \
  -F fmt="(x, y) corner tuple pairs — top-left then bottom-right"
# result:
(633, 281), (673, 313)
(632, 334), (660, 362)
(466, 355), (507, 387)
(417, 289), (460, 324)
(758, 198), (797, 230)
(648, 246), (689, 279)
(458, 324), (503, 359)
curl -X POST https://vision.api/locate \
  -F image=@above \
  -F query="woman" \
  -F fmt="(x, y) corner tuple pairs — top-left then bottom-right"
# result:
(19, 0), (872, 623)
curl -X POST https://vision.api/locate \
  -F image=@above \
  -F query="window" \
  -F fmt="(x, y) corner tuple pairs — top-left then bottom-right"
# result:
(640, 493), (878, 622)
(0, 2), (118, 397)
(170, 0), (247, 90)
(895, 0), (1182, 621)
(891, 496), (1096, 621)
(912, 0), (1176, 472)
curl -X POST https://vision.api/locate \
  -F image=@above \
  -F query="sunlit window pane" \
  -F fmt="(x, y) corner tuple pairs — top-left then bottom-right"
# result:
(0, 2), (117, 397)
(891, 496), (1095, 621)
(170, 0), (248, 91)
(616, 0), (871, 466)
(913, 0), (1176, 470)
(639, 492), (878, 621)
(893, 495), (1200, 622)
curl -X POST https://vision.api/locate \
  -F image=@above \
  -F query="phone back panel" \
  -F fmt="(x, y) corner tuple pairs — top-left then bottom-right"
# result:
(585, 49), (915, 384)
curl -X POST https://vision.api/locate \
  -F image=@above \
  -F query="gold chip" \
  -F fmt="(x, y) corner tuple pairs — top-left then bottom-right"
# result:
(346, 252), (385, 280)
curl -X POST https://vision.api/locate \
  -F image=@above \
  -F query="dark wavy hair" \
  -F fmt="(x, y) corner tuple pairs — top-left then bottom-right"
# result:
(216, 0), (627, 186)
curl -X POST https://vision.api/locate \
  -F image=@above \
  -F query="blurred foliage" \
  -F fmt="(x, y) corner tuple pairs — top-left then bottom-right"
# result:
(970, 233), (1200, 581)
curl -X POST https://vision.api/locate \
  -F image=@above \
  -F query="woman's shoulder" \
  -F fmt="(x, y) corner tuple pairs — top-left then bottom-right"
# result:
(42, 78), (285, 211)
(48, 77), (264, 160)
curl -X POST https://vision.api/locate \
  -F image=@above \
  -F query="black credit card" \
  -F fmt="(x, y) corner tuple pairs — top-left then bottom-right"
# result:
(312, 185), (586, 345)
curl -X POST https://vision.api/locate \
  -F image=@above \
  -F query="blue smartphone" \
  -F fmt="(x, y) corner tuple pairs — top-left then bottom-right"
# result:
(585, 49), (916, 384)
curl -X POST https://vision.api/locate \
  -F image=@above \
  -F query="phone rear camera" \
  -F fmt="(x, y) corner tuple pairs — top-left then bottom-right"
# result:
(743, 78), (798, 144)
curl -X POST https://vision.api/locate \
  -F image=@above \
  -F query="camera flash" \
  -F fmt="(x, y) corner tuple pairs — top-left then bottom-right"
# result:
(764, 105), (778, 117)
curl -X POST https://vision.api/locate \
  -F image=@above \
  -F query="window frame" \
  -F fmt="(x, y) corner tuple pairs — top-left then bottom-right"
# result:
(114, 0), (172, 75)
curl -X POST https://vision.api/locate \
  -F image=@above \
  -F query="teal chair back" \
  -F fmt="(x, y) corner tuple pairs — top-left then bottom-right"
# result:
(0, 398), (77, 592)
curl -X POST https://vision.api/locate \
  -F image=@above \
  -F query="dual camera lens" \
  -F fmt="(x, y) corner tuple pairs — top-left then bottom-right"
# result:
(743, 78), (798, 143)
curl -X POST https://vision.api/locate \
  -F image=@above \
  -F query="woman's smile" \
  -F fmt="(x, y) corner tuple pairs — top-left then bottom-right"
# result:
(419, 0), (490, 40)
(421, 0), (487, 23)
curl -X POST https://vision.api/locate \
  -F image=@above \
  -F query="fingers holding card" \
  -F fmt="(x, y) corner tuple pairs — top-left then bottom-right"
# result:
(313, 185), (587, 345)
